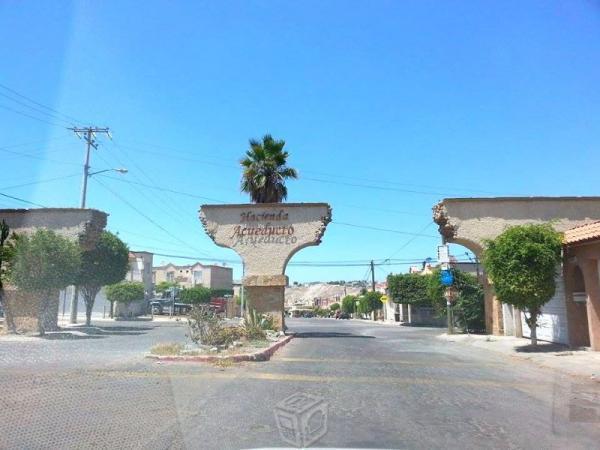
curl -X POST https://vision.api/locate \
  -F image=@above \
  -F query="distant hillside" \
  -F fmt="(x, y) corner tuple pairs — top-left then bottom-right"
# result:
(284, 283), (364, 306)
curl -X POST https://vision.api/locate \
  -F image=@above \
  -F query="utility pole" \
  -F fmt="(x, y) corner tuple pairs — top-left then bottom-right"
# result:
(370, 260), (376, 292)
(68, 126), (111, 324)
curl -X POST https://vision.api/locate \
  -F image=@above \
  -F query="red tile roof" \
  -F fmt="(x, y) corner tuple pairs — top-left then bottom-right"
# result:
(564, 221), (600, 244)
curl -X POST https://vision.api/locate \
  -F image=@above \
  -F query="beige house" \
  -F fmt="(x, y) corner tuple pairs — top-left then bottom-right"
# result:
(126, 251), (154, 299)
(152, 262), (233, 291)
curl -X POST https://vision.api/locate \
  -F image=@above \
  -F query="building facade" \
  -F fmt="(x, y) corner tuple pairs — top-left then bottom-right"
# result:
(152, 262), (233, 291)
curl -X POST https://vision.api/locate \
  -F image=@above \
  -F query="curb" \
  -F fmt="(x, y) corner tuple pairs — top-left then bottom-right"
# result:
(438, 333), (600, 383)
(146, 334), (294, 363)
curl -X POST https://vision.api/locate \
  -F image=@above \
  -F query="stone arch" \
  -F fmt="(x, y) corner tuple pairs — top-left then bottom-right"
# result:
(433, 197), (600, 336)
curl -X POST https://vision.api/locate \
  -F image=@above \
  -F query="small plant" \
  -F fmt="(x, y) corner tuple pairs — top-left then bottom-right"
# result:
(151, 342), (184, 355)
(243, 309), (273, 340)
(187, 305), (223, 346)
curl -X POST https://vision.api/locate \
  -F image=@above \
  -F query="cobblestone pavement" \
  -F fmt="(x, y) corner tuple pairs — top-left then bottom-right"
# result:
(1, 318), (600, 449)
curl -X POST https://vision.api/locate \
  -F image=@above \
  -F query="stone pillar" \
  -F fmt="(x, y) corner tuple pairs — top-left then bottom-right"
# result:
(244, 275), (287, 330)
(200, 203), (331, 331)
(580, 258), (600, 351)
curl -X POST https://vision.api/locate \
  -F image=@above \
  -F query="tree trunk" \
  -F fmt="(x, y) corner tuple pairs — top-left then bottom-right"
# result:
(109, 301), (114, 318)
(37, 293), (48, 336)
(82, 287), (99, 327)
(0, 289), (16, 334)
(525, 308), (539, 346)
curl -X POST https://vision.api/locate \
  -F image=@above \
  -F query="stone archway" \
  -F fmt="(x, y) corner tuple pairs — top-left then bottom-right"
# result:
(433, 197), (600, 336)
(200, 203), (332, 330)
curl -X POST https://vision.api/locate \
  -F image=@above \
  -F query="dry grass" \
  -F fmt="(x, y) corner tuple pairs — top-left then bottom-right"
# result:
(150, 342), (184, 356)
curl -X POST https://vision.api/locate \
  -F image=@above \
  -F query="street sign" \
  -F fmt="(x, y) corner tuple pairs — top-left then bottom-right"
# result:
(380, 295), (389, 302)
(437, 245), (450, 264)
(440, 269), (454, 286)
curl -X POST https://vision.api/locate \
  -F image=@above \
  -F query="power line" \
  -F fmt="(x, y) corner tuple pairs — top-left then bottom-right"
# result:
(92, 176), (214, 257)
(0, 82), (85, 125)
(0, 92), (75, 127)
(331, 221), (438, 237)
(0, 192), (45, 207)
(0, 144), (81, 166)
(0, 173), (80, 190)
(0, 103), (66, 128)
(105, 139), (207, 230)
(98, 173), (227, 203)
(382, 221), (437, 263)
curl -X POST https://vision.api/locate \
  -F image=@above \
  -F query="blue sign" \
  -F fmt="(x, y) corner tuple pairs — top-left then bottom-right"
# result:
(440, 269), (454, 286)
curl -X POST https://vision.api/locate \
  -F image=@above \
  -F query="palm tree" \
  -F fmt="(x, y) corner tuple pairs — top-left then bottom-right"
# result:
(240, 134), (298, 203)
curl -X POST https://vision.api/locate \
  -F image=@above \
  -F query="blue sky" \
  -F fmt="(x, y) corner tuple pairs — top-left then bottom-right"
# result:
(1, 1), (599, 282)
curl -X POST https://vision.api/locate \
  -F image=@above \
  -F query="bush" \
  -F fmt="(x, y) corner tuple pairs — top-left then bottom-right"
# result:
(329, 303), (340, 312)
(243, 309), (273, 340)
(387, 273), (431, 306)
(180, 286), (212, 304)
(210, 288), (234, 297)
(341, 295), (357, 314)
(427, 268), (485, 333)
(187, 305), (224, 345)
(483, 223), (562, 345)
(105, 281), (145, 303)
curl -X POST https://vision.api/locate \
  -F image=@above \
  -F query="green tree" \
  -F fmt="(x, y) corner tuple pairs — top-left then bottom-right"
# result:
(483, 224), (562, 345)
(329, 302), (340, 312)
(387, 273), (431, 306)
(341, 295), (357, 314)
(210, 288), (234, 297)
(180, 286), (212, 304)
(76, 231), (129, 326)
(105, 281), (145, 316)
(240, 134), (298, 203)
(9, 229), (80, 335)
(155, 281), (178, 296)
(362, 291), (383, 314)
(427, 268), (485, 333)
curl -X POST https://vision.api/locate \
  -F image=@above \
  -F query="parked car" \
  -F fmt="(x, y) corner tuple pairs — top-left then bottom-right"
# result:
(150, 299), (192, 316)
(338, 312), (351, 319)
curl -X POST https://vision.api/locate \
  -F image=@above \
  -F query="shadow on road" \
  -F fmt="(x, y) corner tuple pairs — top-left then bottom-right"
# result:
(515, 343), (570, 353)
(53, 325), (156, 337)
(294, 331), (375, 339)
(41, 333), (106, 340)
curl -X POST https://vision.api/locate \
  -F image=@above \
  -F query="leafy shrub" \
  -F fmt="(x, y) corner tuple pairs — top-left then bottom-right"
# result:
(341, 295), (357, 314)
(329, 303), (340, 311)
(427, 268), (485, 333)
(387, 273), (431, 306)
(180, 286), (212, 304)
(243, 309), (271, 340)
(105, 281), (144, 303)
(483, 223), (562, 344)
(187, 305), (223, 345)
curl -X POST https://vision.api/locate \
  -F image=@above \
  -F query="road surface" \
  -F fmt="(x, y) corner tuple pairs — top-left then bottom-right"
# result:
(1, 318), (599, 449)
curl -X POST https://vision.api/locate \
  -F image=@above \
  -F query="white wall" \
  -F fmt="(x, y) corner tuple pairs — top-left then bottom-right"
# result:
(520, 276), (570, 345)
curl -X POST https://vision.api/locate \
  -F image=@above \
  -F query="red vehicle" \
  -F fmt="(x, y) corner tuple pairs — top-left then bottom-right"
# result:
(209, 297), (227, 314)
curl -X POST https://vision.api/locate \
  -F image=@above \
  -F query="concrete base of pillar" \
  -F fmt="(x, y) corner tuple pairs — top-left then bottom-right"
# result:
(244, 285), (285, 331)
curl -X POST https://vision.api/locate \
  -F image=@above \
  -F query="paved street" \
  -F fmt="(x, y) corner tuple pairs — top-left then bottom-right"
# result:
(1, 318), (600, 449)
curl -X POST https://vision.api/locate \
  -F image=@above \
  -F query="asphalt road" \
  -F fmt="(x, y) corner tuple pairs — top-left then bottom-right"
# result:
(1, 318), (600, 449)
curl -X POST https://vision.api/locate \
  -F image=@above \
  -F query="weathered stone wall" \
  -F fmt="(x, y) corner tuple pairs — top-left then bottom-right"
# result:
(0, 208), (108, 333)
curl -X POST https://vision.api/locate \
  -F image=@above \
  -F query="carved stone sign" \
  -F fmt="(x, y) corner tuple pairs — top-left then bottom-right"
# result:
(200, 203), (331, 329)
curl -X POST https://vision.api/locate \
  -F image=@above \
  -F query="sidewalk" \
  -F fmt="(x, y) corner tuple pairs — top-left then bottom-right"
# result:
(438, 332), (600, 382)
